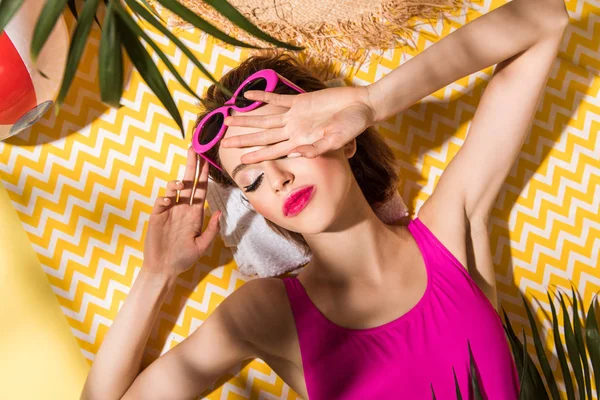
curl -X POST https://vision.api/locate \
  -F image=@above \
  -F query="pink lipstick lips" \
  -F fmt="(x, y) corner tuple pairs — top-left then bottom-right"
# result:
(283, 185), (316, 217)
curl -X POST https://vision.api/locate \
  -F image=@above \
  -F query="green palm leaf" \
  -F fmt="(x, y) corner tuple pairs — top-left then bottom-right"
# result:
(202, 0), (304, 51)
(0, 0), (25, 34)
(114, 3), (202, 105)
(30, 0), (69, 63)
(452, 366), (462, 399)
(569, 284), (592, 399)
(115, 12), (184, 137)
(547, 290), (576, 399)
(66, 0), (77, 18)
(520, 292), (560, 399)
(518, 327), (530, 400)
(467, 341), (483, 399)
(153, 0), (264, 50)
(138, 0), (164, 23)
(558, 291), (586, 399)
(501, 306), (549, 399)
(585, 296), (600, 400)
(56, 0), (101, 109)
(123, 0), (232, 99)
(99, 0), (124, 108)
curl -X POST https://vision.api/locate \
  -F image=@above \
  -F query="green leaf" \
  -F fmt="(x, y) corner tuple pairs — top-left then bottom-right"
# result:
(113, 3), (203, 105)
(202, 0), (304, 51)
(38, 69), (50, 79)
(467, 341), (483, 400)
(521, 293), (561, 399)
(502, 306), (549, 399)
(56, 0), (101, 108)
(518, 327), (530, 400)
(569, 283), (592, 399)
(124, 0), (233, 98)
(430, 383), (437, 400)
(558, 291), (586, 399)
(0, 0), (25, 34)
(66, 0), (77, 19)
(99, 0), (124, 108)
(153, 0), (266, 50)
(31, 0), (69, 63)
(452, 366), (462, 400)
(115, 12), (185, 138)
(547, 291), (576, 399)
(94, 14), (102, 29)
(502, 307), (525, 382)
(138, 0), (165, 23)
(585, 296), (600, 400)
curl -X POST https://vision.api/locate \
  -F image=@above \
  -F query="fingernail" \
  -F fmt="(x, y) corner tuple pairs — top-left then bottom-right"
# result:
(288, 152), (301, 158)
(163, 197), (170, 203)
(175, 180), (182, 186)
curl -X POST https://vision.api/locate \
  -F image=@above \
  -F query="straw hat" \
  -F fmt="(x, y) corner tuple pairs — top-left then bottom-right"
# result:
(153, 0), (467, 69)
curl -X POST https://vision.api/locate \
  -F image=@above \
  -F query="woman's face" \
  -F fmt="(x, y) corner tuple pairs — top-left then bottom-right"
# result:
(218, 102), (356, 234)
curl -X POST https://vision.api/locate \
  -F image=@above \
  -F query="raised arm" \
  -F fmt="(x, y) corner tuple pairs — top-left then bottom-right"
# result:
(80, 148), (249, 399)
(365, 0), (568, 308)
(366, 0), (568, 129)
(366, 0), (569, 220)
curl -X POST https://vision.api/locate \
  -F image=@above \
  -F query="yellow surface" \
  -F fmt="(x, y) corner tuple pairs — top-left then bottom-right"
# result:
(0, 0), (597, 399)
(0, 181), (89, 399)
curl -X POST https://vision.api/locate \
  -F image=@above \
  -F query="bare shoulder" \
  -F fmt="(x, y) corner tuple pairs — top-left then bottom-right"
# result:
(227, 277), (297, 361)
(416, 189), (470, 271)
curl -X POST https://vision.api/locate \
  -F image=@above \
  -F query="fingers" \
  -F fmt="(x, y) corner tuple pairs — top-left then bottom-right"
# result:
(288, 136), (335, 159)
(152, 179), (183, 215)
(240, 141), (295, 165)
(243, 90), (295, 108)
(223, 112), (286, 130)
(220, 128), (288, 148)
(166, 179), (183, 198)
(194, 210), (222, 254)
(152, 195), (174, 215)
(192, 154), (210, 203)
(180, 147), (199, 200)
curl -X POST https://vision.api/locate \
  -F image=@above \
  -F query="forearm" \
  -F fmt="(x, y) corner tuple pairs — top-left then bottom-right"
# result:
(81, 270), (176, 400)
(366, 0), (568, 123)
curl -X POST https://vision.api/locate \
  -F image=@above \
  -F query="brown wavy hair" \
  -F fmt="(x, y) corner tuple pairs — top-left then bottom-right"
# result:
(194, 53), (399, 257)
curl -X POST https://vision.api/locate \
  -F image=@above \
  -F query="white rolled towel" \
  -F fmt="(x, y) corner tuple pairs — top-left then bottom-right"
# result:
(205, 178), (409, 278)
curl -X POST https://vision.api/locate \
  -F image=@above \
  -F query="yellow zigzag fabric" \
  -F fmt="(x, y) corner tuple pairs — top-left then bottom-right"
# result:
(0, 0), (598, 398)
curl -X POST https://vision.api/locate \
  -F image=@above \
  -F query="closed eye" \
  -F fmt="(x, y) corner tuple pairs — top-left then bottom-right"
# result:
(244, 173), (263, 192)
(242, 155), (290, 192)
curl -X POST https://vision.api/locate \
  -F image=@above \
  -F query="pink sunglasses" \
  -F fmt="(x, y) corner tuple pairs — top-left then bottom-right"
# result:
(191, 68), (306, 173)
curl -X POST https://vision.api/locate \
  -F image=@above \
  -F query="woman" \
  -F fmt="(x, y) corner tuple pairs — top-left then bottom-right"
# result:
(81, 0), (569, 398)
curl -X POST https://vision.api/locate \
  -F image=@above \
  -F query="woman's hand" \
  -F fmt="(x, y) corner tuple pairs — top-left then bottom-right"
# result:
(220, 85), (377, 164)
(142, 147), (222, 280)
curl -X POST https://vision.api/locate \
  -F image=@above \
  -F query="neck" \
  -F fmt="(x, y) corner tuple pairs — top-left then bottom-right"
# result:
(301, 180), (405, 287)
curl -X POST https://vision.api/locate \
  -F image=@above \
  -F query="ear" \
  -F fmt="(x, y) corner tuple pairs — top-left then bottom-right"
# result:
(344, 138), (357, 159)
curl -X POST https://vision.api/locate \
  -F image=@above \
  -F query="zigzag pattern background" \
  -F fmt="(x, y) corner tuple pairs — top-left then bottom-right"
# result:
(0, 0), (598, 398)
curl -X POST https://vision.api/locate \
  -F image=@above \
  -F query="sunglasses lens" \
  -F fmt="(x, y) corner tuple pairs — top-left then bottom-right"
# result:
(235, 77), (268, 108)
(198, 112), (224, 145)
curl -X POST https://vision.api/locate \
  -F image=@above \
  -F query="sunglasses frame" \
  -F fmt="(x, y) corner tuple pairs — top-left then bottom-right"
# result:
(191, 68), (306, 173)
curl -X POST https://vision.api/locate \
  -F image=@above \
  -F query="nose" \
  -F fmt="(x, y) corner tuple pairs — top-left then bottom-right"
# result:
(265, 162), (293, 194)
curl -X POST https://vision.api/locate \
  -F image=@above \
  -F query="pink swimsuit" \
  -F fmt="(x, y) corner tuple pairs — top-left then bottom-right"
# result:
(282, 217), (520, 399)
